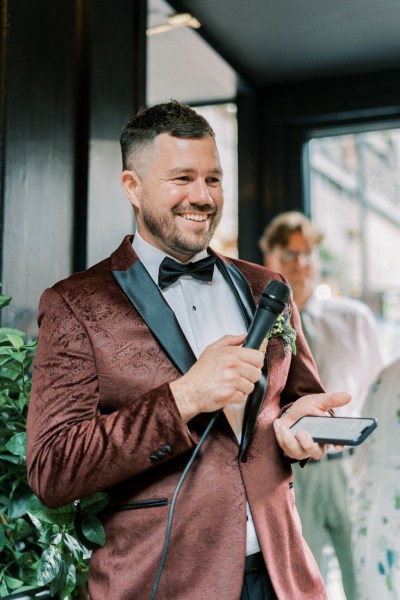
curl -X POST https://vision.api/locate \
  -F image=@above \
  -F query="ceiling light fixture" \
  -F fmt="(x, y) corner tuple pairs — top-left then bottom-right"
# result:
(147, 13), (201, 36)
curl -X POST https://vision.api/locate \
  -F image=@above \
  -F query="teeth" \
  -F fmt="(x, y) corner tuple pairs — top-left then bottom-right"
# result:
(182, 214), (207, 222)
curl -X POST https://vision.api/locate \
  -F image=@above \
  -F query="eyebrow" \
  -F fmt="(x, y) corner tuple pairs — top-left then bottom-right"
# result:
(166, 167), (223, 177)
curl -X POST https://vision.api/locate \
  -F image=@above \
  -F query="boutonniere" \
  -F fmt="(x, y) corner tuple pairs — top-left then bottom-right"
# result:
(259, 309), (297, 356)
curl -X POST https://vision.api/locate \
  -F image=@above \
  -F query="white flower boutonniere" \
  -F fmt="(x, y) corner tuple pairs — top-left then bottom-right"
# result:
(259, 310), (297, 356)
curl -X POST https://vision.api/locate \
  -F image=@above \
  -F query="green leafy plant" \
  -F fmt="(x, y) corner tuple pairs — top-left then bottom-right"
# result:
(0, 292), (107, 599)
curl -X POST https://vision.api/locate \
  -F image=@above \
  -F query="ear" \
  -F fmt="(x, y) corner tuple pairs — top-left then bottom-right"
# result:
(121, 170), (141, 210)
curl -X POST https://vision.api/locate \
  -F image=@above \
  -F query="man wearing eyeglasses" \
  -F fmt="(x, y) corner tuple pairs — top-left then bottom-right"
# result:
(259, 211), (383, 600)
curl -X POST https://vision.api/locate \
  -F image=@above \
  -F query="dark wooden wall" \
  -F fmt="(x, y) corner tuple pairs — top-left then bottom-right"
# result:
(0, 0), (146, 331)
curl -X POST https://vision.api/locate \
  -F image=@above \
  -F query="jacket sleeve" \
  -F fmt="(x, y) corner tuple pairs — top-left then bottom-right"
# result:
(26, 288), (196, 508)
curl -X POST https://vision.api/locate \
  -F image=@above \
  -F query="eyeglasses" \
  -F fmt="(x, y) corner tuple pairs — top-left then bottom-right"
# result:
(276, 249), (315, 265)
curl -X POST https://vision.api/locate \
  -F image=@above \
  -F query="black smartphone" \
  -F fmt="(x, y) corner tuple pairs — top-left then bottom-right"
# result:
(289, 415), (378, 446)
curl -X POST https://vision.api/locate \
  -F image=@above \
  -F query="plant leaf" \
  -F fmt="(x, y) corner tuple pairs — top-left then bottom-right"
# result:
(79, 514), (106, 546)
(0, 377), (23, 393)
(6, 349), (27, 364)
(63, 532), (83, 560)
(79, 492), (109, 514)
(0, 294), (12, 309)
(39, 524), (62, 545)
(0, 580), (9, 596)
(28, 496), (76, 526)
(11, 516), (33, 541)
(6, 432), (27, 457)
(0, 523), (6, 552)
(9, 489), (34, 519)
(4, 575), (24, 590)
(27, 511), (46, 534)
(37, 546), (63, 586)
(74, 512), (105, 548)
(49, 558), (74, 597)
(0, 327), (25, 337)
(5, 334), (24, 351)
(62, 561), (76, 594)
(0, 454), (21, 464)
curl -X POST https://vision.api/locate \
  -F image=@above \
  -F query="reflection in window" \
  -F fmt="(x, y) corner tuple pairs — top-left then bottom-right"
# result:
(309, 129), (400, 362)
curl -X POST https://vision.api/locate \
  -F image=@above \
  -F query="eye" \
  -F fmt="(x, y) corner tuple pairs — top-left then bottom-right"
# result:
(174, 175), (192, 183)
(206, 177), (222, 186)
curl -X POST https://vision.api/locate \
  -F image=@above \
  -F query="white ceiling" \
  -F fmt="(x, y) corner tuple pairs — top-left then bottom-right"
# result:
(148, 0), (400, 105)
(147, 0), (236, 106)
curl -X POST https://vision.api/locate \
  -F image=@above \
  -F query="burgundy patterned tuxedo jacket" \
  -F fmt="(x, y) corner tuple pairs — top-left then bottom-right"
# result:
(27, 235), (327, 600)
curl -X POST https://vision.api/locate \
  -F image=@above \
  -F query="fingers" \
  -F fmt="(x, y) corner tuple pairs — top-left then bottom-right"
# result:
(216, 358), (262, 404)
(295, 429), (325, 461)
(320, 391), (352, 410)
(237, 360), (263, 384)
(232, 377), (255, 400)
(203, 335), (264, 370)
(281, 391), (352, 428)
(230, 389), (249, 405)
(273, 419), (325, 461)
(211, 333), (247, 348)
(172, 335), (264, 421)
(302, 391), (351, 412)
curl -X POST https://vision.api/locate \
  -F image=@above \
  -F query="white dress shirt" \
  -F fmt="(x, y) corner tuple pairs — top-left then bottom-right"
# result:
(302, 292), (384, 417)
(132, 233), (261, 555)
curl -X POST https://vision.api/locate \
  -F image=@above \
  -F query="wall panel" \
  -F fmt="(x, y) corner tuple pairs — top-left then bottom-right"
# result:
(0, 0), (147, 333)
(2, 0), (75, 333)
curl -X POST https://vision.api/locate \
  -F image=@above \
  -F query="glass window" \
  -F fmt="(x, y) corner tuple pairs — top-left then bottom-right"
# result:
(308, 129), (400, 362)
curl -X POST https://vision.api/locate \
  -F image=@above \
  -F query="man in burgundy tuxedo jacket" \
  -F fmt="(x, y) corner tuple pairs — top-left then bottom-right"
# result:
(26, 101), (350, 600)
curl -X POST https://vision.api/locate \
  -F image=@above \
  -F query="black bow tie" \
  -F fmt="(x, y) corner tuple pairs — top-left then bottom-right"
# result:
(158, 255), (217, 290)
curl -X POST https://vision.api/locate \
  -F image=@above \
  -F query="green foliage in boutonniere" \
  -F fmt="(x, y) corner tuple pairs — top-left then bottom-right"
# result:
(265, 310), (297, 356)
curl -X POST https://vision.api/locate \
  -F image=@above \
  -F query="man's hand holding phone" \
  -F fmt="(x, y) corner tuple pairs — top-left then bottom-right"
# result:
(273, 391), (352, 461)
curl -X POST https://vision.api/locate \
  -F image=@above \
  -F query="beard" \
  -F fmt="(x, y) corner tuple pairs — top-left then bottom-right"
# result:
(141, 201), (222, 258)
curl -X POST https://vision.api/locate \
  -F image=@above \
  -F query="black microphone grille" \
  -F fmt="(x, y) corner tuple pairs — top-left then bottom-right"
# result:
(265, 279), (291, 302)
(259, 279), (291, 312)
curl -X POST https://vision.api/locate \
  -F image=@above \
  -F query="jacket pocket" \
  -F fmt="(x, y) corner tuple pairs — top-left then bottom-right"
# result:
(106, 498), (168, 512)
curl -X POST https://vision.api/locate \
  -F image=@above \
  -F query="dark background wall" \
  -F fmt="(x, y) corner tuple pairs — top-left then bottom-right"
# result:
(0, 0), (145, 331)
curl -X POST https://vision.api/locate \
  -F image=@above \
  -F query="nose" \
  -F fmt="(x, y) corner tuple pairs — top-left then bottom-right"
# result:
(191, 178), (213, 205)
(297, 253), (311, 267)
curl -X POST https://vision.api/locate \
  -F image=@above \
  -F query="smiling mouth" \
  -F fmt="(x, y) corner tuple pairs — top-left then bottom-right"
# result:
(179, 213), (209, 222)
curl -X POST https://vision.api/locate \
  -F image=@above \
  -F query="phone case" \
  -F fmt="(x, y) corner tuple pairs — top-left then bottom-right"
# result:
(289, 416), (378, 446)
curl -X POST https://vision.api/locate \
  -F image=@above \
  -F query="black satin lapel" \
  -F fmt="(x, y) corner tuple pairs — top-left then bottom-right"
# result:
(215, 258), (256, 327)
(112, 262), (197, 374)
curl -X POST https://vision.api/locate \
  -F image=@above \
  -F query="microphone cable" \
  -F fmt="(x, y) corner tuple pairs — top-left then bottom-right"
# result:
(150, 409), (221, 600)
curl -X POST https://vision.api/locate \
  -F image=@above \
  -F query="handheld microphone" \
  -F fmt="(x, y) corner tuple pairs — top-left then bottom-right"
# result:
(243, 279), (291, 351)
(240, 279), (291, 460)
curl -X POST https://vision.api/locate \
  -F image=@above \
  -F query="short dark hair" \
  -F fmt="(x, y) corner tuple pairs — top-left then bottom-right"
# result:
(120, 100), (215, 170)
(259, 211), (324, 254)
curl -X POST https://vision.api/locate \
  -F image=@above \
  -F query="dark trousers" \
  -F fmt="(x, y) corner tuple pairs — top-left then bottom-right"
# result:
(240, 553), (277, 600)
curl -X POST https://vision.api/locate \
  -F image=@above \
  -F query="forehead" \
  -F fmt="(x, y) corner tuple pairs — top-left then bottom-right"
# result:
(282, 231), (312, 250)
(152, 133), (221, 170)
